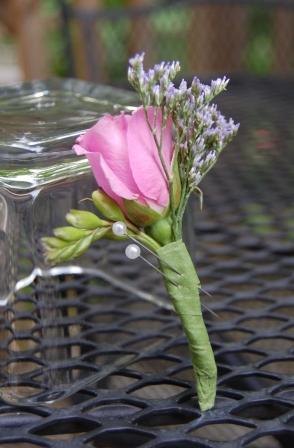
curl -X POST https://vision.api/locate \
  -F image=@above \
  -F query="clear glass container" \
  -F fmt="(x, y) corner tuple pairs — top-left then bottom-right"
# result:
(0, 79), (197, 405)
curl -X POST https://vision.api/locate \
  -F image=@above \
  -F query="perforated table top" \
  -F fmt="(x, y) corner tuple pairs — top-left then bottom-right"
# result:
(0, 78), (293, 448)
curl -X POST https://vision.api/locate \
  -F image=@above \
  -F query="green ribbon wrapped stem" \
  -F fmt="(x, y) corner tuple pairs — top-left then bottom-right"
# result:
(157, 240), (217, 411)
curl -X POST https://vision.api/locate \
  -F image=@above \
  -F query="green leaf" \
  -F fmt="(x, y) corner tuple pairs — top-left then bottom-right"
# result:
(92, 189), (125, 222)
(53, 226), (91, 241)
(66, 209), (108, 229)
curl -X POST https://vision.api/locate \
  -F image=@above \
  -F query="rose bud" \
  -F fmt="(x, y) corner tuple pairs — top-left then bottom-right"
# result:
(73, 106), (174, 228)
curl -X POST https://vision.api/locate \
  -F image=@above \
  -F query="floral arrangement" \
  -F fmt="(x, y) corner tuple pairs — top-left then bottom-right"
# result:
(43, 54), (239, 411)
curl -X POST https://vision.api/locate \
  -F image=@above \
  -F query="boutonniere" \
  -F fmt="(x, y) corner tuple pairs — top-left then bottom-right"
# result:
(43, 53), (239, 411)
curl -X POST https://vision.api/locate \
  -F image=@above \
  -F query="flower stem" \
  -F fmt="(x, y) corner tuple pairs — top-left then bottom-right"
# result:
(142, 105), (179, 241)
(143, 106), (170, 183)
(173, 179), (188, 240)
(136, 231), (161, 253)
(126, 219), (161, 252)
(158, 240), (217, 411)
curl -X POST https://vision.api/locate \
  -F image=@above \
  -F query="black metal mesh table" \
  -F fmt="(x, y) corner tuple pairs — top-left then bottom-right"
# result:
(0, 78), (293, 447)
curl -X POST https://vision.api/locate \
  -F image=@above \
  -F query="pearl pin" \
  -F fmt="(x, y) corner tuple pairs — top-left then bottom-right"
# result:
(125, 244), (141, 260)
(112, 221), (180, 285)
(112, 221), (127, 237)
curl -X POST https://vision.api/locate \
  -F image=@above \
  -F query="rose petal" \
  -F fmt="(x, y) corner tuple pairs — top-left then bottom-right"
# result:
(87, 153), (139, 205)
(127, 107), (172, 207)
(73, 144), (87, 156)
(81, 114), (140, 197)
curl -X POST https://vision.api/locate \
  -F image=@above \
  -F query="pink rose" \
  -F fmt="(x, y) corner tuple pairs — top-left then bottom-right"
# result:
(73, 107), (173, 223)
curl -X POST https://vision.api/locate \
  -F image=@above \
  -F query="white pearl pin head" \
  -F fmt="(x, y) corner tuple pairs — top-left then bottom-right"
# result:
(112, 221), (127, 237)
(125, 244), (141, 260)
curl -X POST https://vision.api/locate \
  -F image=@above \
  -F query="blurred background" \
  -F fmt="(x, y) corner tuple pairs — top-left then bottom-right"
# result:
(0, 0), (294, 86)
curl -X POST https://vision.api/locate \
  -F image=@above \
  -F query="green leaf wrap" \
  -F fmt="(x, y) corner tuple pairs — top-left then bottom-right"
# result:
(157, 240), (217, 411)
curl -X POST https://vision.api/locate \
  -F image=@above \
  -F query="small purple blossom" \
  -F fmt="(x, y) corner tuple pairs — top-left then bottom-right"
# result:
(128, 53), (239, 190)
(152, 85), (161, 106)
(128, 53), (181, 104)
(179, 79), (188, 93)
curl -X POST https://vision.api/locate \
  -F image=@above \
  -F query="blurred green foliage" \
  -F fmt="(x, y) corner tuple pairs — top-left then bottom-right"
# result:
(151, 8), (189, 73)
(1, 1), (284, 80)
(41, 0), (68, 76)
(247, 6), (274, 75)
(104, 0), (126, 6)
(97, 4), (278, 82)
(42, 0), (61, 13)
(101, 19), (130, 81)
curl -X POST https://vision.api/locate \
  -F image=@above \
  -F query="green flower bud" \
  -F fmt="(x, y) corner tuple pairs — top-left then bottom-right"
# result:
(42, 237), (69, 249)
(92, 227), (111, 241)
(146, 217), (172, 245)
(53, 226), (91, 241)
(92, 189), (125, 222)
(47, 247), (74, 264)
(44, 227), (110, 265)
(72, 233), (95, 259)
(46, 234), (93, 264)
(124, 199), (165, 227)
(104, 229), (127, 241)
(66, 209), (107, 230)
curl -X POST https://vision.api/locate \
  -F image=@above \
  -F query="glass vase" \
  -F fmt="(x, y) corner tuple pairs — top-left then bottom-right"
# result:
(0, 79), (197, 405)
